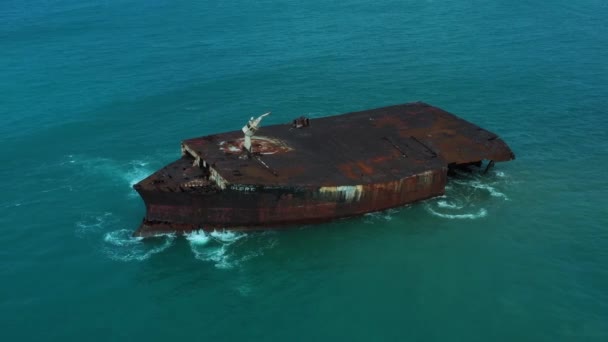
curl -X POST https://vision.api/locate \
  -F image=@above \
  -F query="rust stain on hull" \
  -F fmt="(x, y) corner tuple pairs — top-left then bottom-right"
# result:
(133, 102), (514, 237)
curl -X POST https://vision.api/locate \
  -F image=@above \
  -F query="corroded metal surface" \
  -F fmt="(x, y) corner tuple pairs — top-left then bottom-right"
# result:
(133, 102), (514, 236)
(180, 102), (513, 186)
(218, 136), (293, 155)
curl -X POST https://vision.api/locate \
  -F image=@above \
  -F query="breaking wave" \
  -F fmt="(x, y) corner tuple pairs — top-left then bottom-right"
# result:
(75, 212), (176, 261)
(102, 229), (176, 262)
(425, 169), (511, 220)
(75, 212), (118, 235)
(187, 230), (276, 269)
(192, 244), (232, 269)
(426, 207), (488, 219)
(75, 212), (277, 266)
(185, 230), (211, 245)
(124, 160), (151, 189)
(210, 230), (246, 243)
(364, 208), (400, 223)
(469, 181), (509, 200)
(436, 200), (463, 210)
(63, 154), (156, 196)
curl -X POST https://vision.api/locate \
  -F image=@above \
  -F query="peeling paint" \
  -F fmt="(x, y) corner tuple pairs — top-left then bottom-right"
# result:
(209, 168), (228, 189)
(417, 170), (434, 185)
(320, 185), (364, 202)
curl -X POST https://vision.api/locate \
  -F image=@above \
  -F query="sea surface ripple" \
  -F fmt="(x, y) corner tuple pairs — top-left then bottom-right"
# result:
(1, 0), (607, 340)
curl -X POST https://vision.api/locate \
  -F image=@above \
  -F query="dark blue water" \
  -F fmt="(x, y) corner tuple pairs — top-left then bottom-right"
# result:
(2, 1), (607, 340)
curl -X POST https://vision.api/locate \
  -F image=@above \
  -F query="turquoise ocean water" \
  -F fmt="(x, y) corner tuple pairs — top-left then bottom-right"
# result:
(2, 0), (607, 340)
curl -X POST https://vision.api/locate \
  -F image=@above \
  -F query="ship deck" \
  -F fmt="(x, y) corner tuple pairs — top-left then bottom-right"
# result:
(180, 102), (514, 187)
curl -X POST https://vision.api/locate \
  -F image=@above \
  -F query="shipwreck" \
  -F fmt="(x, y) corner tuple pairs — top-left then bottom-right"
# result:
(133, 102), (514, 237)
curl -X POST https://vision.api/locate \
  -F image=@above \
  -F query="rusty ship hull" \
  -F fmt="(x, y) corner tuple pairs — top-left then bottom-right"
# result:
(133, 102), (514, 237)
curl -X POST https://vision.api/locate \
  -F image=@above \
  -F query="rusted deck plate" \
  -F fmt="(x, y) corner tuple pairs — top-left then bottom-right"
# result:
(182, 102), (514, 187)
